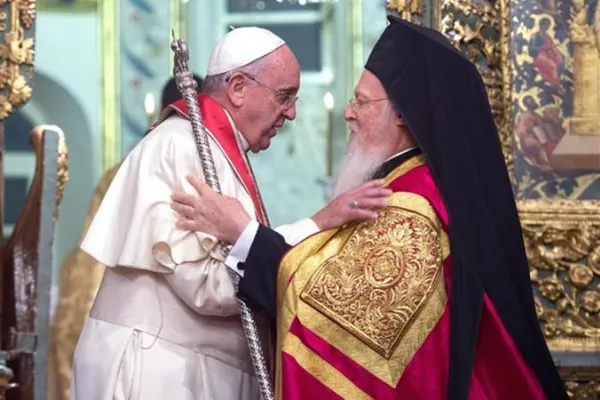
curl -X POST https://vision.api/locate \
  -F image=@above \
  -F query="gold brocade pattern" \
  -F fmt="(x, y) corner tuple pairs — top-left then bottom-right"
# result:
(277, 174), (449, 388)
(275, 153), (427, 309)
(300, 205), (444, 359)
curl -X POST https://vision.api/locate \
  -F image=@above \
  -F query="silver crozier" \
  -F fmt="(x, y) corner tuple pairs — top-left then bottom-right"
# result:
(170, 32), (274, 400)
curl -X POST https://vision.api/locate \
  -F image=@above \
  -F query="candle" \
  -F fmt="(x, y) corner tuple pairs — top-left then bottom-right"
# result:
(144, 92), (156, 125)
(323, 92), (334, 177)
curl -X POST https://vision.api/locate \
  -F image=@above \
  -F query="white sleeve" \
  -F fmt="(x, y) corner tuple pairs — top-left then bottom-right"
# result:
(275, 218), (320, 245)
(223, 217), (321, 278)
(224, 220), (259, 276)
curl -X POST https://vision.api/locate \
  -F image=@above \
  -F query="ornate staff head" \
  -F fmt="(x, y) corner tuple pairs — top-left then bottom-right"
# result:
(170, 30), (199, 97)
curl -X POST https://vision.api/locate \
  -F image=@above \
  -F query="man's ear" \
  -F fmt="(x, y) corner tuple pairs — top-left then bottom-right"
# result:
(395, 114), (407, 127)
(226, 73), (246, 107)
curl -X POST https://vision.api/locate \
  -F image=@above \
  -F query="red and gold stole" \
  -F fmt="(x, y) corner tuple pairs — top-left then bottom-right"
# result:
(150, 94), (268, 225)
(274, 155), (451, 399)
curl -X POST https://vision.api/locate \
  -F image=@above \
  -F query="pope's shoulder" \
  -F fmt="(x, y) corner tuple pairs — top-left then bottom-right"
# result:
(140, 115), (196, 152)
(128, 115), (225, 164)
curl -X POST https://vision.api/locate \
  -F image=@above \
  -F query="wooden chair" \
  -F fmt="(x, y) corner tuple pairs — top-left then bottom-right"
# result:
(0, 126), (68, 400)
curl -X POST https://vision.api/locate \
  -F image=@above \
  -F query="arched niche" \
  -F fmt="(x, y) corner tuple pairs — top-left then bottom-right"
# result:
(3, 112), (36, 242)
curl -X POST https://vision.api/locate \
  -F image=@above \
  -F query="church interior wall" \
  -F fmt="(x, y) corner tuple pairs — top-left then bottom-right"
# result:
(34, 11), (101, 286)
(4, 0), (391, 316)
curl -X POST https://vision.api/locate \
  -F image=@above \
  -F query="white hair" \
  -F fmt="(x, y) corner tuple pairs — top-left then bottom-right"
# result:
(203, 55), (271, 94)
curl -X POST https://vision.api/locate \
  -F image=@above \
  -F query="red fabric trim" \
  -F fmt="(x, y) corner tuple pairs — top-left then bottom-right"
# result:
(287, 318), (397, 399)
(281, 351), (342, 400)
(388, 164), (448, 227)
(159, 94), (267, 224)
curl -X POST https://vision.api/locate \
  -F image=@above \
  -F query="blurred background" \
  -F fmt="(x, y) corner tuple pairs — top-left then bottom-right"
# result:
(4, 0), (390, 311)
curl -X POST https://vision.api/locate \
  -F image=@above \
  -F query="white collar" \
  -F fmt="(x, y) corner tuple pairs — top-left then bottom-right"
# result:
(222, 108), (250, 152)
(385, 146), (419, 162)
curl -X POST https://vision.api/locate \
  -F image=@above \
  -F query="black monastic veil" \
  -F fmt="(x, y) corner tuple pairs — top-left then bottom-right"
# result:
(364, 15), (566, 400)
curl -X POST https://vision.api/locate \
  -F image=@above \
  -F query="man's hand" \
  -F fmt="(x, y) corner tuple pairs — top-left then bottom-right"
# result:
(312, 180), (392, 230)
(171, 175), (251, 243)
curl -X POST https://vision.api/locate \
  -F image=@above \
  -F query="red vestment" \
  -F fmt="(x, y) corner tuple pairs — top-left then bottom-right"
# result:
(276, 156), (546, 399)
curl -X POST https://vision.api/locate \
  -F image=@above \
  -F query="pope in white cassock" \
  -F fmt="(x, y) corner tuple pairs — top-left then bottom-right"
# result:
(70, 27), (389, 400)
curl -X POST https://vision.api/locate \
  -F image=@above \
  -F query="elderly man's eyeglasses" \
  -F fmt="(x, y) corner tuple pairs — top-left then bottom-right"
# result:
(348, 96), (389, 109)
(244, 73), (298, 108)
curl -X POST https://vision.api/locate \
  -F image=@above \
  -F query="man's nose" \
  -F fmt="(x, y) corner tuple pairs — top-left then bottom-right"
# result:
(344, 104), (355, 121)
(283, 103), (297, 120)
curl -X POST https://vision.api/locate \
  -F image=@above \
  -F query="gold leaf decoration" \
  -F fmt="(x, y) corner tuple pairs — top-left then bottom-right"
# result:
(0, 0), (36, 120)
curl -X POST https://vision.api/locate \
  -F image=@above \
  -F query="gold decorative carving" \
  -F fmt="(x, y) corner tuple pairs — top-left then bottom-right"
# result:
(29, 125), (69, 215)
(56, 128), (68, 214)
(437, 0), (600, 357)
(564, 380), (600, 399)
(561, 367), (600, 399)
(300, 207), (444, 359)
(387, 0), (425, 24)
(438, 0), (513, 178)
(519, 200), (600, 351)
(0, 0), (36, 120)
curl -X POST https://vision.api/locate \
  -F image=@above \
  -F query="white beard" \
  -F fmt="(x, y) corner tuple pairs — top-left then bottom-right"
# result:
(332, 137), (390, 197)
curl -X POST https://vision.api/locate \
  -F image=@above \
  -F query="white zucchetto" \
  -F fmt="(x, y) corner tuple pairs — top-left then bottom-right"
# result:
(207, 27), (286, 76)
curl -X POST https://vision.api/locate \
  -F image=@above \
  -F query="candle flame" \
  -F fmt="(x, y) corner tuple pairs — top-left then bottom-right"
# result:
(144, 93), (156, 116)
(323, 92), (334, 111)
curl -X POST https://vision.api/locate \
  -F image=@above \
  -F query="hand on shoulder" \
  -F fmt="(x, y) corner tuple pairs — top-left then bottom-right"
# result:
(312, 180), (392, 231)
(171, 175), (251, 243)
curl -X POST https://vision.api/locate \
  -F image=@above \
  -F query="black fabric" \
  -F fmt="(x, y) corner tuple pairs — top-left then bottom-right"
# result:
(365, 16), (565, 400)
(372, 147), (422, 179)
(237, 224), (291, 322)
(160, 74), (204, 110)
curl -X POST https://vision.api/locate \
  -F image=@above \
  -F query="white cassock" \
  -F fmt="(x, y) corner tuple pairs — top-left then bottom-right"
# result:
(70, 111), (319, 400)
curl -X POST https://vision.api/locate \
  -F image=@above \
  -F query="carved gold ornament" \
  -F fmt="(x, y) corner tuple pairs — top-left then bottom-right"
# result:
(0, 0), (36, 120)
(387, 0), (426, 24)
(28, 126), (69, 217)
(300, 206), (445, 359)
(438, 0), (512, 177)
(55, 129), (68, 212)
(564, 379), (600, 399)
(520, 200), (600, 349)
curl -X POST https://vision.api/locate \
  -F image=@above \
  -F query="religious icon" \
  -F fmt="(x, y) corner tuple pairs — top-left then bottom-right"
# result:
(528, 17), (565, 94)
(552, 0), (600, 170)
(511, 0), (600, 200)
(515, 96), (565, 172)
